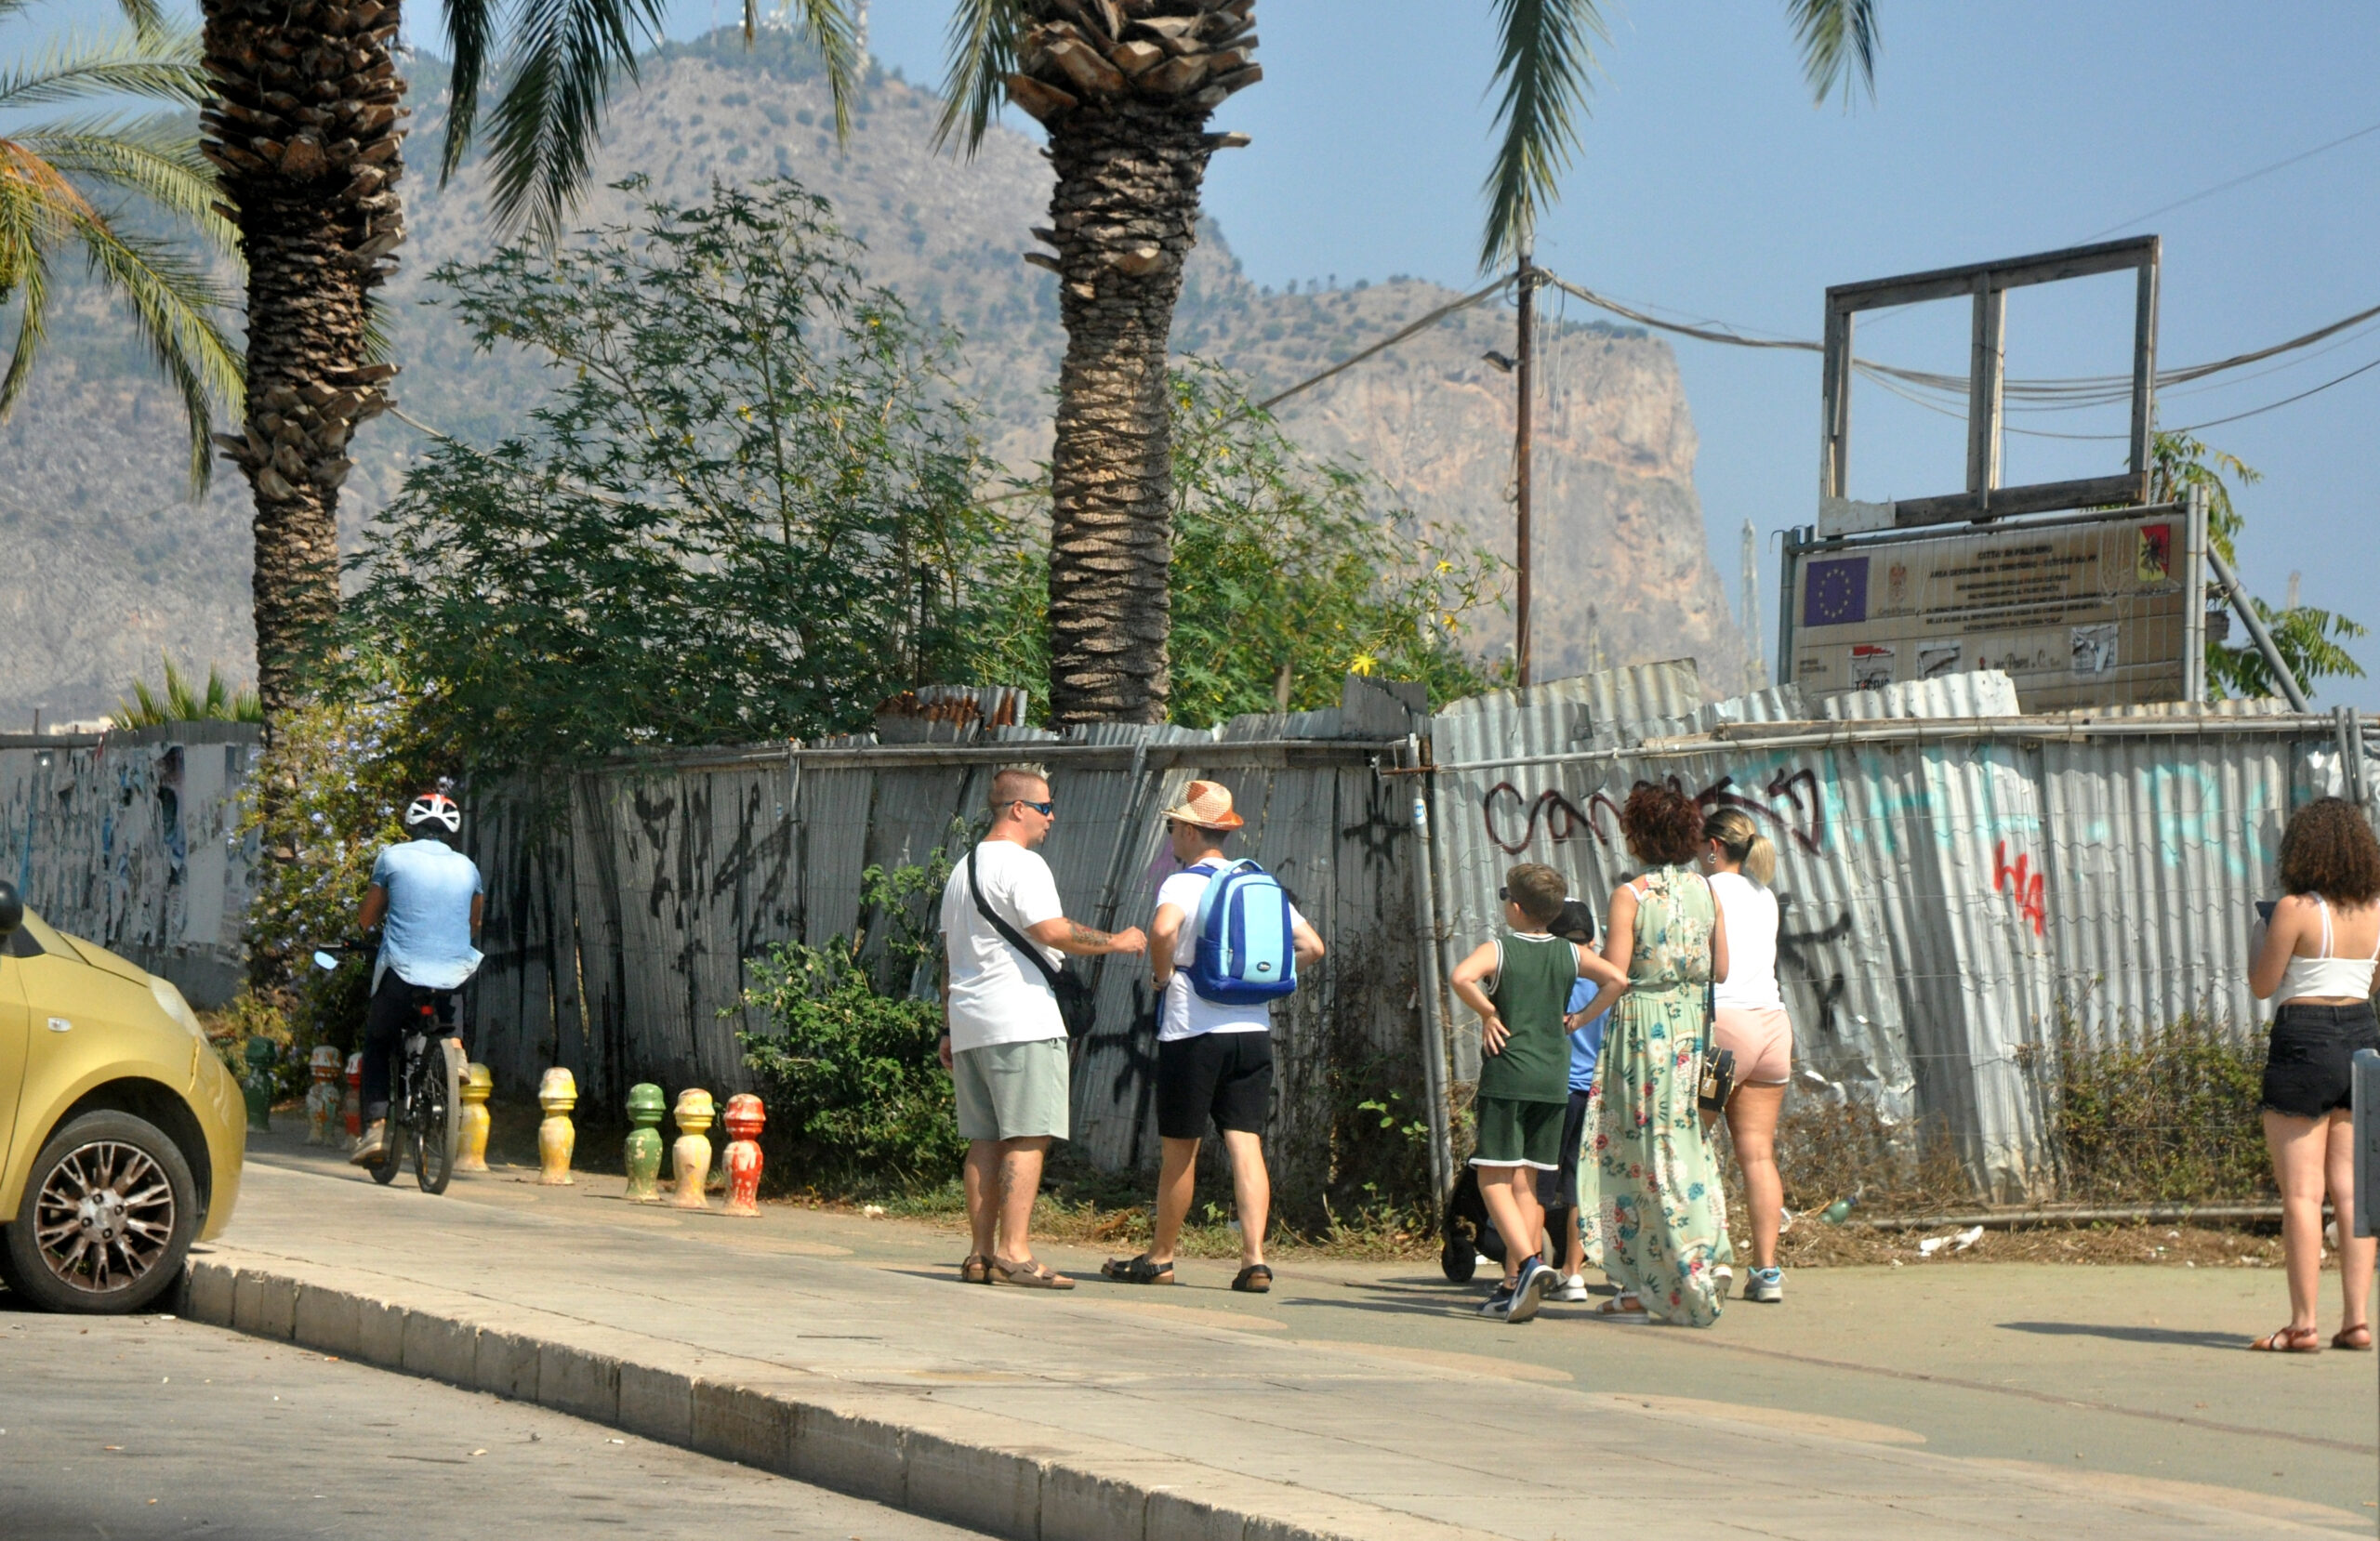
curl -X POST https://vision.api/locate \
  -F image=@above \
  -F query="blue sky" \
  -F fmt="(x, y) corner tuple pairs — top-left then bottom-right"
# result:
(813, 0), (2380, 705)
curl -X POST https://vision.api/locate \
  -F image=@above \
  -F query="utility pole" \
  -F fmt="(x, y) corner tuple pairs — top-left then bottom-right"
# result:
(1514, 255), (1536, 689)
(1742, 520), (1766, 690)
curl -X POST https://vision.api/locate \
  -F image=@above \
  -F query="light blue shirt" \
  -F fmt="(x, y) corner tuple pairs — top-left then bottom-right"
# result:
(371, 839), (484, 990)
(1565, 978), (1609, 1095)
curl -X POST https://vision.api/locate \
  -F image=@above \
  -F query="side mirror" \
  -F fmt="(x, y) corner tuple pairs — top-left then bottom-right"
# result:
(0, 880), (20, 937)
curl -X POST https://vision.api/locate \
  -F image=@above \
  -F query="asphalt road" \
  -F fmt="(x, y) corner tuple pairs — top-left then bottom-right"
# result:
(0, 1307), (991, 1541)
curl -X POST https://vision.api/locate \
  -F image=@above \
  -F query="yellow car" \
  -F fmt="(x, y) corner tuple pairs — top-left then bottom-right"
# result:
(0, 881), (245, 1312)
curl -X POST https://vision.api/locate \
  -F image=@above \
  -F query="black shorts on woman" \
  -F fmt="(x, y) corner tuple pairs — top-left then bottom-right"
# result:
(2262, 1001), (2380, 1120)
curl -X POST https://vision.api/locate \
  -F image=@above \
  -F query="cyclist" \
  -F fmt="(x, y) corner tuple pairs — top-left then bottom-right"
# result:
(350, 790), (483, 1166)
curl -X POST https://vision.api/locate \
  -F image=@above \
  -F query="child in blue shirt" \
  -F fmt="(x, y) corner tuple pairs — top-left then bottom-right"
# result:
(1540, 900), (1611, 1302)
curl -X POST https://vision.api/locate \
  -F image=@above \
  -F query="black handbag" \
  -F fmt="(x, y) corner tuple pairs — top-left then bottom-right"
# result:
(967, 844), (1097, 1041)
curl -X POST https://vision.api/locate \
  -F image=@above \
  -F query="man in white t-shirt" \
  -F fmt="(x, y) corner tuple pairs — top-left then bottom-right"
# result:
(1099, 781), (1324, 1293)
(939, 765), (1144, 1290)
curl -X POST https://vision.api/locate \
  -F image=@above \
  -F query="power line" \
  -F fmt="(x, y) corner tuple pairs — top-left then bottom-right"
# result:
(2076, 116), (2380, 244)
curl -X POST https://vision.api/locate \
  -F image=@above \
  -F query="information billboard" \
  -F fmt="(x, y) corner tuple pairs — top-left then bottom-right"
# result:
(1783, 505), (2202, 712)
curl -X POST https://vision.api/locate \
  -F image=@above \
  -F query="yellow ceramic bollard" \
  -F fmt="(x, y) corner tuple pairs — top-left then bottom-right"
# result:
(670, 1088), (716, 1210)
(537, 1067), (578, 1185)
(304, 1046), (342, 1146)
(456, 1063), (495, 1173)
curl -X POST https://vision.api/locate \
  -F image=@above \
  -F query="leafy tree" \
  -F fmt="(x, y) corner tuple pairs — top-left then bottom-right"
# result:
(2146, 431), (2366, 703)
(0, 3), (242, 491)
(114, 657), (261, 726)
(971, 364), (1504, 728)
(338, 178), (1005, 770)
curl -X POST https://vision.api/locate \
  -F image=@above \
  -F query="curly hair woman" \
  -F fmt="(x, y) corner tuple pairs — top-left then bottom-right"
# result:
(2248, 797), (2380, 1352)
(1591, 783), (1731, 1326)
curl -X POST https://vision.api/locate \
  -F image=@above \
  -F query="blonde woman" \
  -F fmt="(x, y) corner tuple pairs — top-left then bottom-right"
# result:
(1703, 808), (1792, 1305)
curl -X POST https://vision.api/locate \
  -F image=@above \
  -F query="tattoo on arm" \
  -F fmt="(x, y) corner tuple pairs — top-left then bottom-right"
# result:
(1066, 922), (1113, 949)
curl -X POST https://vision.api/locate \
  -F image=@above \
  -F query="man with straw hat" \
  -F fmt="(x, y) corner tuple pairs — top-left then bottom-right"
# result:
(1102, 781), (1325, 1293)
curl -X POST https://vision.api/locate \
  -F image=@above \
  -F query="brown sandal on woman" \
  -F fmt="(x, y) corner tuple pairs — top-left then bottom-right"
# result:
(2334, 1324), (2373, 1350)
(990, 1255), (1077, 1289)
(959, 1254), (992, 1284)
(2249, 1324), (2323, 1352)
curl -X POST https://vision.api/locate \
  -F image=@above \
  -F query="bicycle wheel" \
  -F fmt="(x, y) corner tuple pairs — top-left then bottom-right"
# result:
(413, 1041), (459, 1194)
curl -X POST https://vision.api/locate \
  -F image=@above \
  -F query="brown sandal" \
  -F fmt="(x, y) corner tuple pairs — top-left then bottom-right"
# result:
(2249, 1324), (2322, 1352)
(959, 1253), (992, 1284)
(990, 1255), (1076, 1289)
(2334, 1324), (2373, 1350)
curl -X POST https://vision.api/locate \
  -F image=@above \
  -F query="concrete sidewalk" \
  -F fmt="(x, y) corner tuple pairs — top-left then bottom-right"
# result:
(186, 1139), (2374, 1540)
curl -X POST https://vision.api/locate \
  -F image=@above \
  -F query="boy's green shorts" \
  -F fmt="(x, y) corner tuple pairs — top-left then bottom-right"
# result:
(1470, 1094), (1566, 1171)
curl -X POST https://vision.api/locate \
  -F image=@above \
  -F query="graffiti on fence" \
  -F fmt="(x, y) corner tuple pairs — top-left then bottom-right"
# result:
(1481, 767), (1828, 858)
(1992, 839), (2046, 937)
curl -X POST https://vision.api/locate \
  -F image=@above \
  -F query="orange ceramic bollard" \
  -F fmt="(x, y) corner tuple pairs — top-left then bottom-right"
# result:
(456, 1063), (495, 1173)
(670, 1088), (715, 1210)
(342, 1052), (363, 1142)
(721, 1093), (764, 1218)
(537, 1067), (578, 1185)
(305, 1046), (342, 1146)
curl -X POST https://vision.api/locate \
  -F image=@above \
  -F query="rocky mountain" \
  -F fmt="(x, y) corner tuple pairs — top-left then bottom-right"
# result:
(0, 30), (1747, 725)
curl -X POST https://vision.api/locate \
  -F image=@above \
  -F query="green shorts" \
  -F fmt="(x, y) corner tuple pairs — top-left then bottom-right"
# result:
(951, 1037), (1070, 1142)
(1470, 1094), (1566, 1171)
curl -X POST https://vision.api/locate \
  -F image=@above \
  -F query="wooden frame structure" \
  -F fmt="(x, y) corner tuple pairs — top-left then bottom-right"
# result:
(1820, 236), (2160, 530)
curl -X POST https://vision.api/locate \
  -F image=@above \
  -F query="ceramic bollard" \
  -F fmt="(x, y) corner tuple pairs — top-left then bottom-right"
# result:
(456, 1063), (495, 1173)
(622, 1083), (667, 1202)
(304, 1047), (341, 1145)
(721, 1093), (765, 1217)
(243, 1036), (277, 1133)
(670, 1088), (716, 1209)
(536, 1067), (578, 1185)
(342, 1053), (363, 1141)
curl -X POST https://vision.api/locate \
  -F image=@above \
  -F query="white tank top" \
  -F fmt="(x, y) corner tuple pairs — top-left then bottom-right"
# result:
(1710, 871), (1785, 1012)
(2278, 896), (2380, 1002)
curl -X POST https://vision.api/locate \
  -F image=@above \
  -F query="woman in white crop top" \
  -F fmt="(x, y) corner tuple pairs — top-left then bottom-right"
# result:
(2247, 797), (2380, 1352)
(1701, 807), (1792, 1306)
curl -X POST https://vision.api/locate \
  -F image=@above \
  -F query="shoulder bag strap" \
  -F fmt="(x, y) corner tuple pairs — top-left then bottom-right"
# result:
(969, 844), (1065, 992)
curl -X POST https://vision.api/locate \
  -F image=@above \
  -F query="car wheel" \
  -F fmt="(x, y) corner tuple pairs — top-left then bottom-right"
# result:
(1, 1110), (198, 1314)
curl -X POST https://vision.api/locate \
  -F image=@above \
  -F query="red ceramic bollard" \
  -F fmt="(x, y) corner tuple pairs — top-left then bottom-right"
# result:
(721, 1093), (764, 1218)
(342, 1052), (363, 1141)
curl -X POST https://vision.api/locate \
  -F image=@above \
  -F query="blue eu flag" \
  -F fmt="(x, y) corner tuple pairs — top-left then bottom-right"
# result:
(1804, 558), (1869, 627)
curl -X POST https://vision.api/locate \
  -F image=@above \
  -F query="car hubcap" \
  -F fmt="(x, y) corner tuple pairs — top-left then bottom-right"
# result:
(32, 1140), (175, 1295)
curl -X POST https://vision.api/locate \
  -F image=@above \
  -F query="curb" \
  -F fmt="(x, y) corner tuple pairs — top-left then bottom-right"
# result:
(179, 1253), (1490, 1541)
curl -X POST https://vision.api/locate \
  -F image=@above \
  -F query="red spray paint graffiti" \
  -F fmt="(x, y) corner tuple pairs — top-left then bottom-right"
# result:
(1993, 840), (2045, 937)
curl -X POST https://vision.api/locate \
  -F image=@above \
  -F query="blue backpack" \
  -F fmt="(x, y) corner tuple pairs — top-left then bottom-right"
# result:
(1185, 860), (1299, 1005)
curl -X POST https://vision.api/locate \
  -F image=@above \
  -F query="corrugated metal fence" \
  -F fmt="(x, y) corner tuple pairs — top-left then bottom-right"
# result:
(1427, 663), (2361, 1197)
(0, 723), (261, 1008)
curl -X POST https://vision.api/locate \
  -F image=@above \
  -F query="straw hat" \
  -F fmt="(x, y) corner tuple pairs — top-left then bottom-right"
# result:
(1160, 780), (1244, 831)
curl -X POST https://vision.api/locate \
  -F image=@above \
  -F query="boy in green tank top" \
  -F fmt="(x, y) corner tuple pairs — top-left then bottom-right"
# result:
(1450, 863), (1629, 1321)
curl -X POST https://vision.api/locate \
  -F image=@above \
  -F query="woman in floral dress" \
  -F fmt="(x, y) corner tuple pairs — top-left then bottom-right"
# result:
(1592, 784), (1731, 1326)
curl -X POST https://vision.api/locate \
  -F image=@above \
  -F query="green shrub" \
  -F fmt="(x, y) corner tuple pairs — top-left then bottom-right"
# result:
(2053, 1011), (2269, 1203)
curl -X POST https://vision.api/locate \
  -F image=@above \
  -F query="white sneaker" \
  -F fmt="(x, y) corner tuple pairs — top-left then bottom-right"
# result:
(1554, 1272), (1591, 1303)
(349, 1119), (387, 1166)
(1745, 1268), (1784, 1304)
(1714, 1265), (1735, 1300)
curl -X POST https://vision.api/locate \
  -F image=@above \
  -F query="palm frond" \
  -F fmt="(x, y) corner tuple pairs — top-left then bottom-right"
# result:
(0, 147), (74, 416)
(438, 0), (497, 186)
(18, 113), (239, 251)
(1479, 0), (1606, 272)
(111, 0), (168, 39)
(64, 207), (244, 492)
(480, 0), (672, 239)
(0, 24), (209, 112)
(1785, 0), (1879, 108)
(780, 0), (856, 139)
(933, 0), (1023, 154)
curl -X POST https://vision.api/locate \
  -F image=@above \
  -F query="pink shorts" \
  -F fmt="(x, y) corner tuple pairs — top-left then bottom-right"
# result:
(1713, 1006), (1792, 1087)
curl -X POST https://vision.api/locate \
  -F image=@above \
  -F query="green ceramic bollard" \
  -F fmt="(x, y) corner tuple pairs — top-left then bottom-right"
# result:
(623, 1082), (667, 1202)
(243, 1036), (277, 1133)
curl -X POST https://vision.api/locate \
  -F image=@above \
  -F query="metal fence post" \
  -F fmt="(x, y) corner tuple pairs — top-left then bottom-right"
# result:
(1400, 735), (1455, 1213)
(2357, 1047), (2380, 1526)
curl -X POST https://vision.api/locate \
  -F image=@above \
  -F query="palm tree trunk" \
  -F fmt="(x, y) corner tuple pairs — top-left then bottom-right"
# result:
(199, 0), (407, 730)
(1008, 0), (1260, 726)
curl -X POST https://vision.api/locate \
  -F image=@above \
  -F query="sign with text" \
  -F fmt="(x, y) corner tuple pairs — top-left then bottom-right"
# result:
(1787, 508), (2198, 711)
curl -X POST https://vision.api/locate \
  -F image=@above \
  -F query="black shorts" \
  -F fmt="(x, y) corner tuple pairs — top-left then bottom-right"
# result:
(2262, 1002), (2380, 1120)
(1539, 1088), (1592, 1211)
(1156, 1032), (1273, 1140)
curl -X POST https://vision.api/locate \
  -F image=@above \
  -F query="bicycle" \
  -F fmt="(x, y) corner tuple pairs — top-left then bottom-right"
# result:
(313, 951), (465, 1194)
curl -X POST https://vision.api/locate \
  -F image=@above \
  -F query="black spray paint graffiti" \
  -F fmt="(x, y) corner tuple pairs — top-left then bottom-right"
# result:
(1774, 890), (1852, 1039)
(1481, 770), (1824, 857)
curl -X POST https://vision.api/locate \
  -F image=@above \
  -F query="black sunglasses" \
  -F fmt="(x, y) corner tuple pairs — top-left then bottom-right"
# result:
(1012, 798), (1055, 816)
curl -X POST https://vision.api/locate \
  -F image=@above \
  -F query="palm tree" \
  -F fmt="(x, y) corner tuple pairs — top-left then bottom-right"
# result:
(197, 0), (855, 727)
(0, 2), (242, 493)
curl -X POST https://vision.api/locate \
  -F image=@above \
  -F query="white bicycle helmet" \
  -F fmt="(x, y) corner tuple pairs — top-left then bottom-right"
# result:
(403, 791), (461, 836)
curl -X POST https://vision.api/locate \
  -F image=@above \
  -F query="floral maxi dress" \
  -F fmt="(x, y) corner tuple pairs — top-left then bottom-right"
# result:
(1593, 864), (1728, 1326)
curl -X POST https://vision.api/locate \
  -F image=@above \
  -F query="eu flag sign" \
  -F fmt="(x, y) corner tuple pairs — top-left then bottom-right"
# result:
(1804, 557), (1869, 627)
